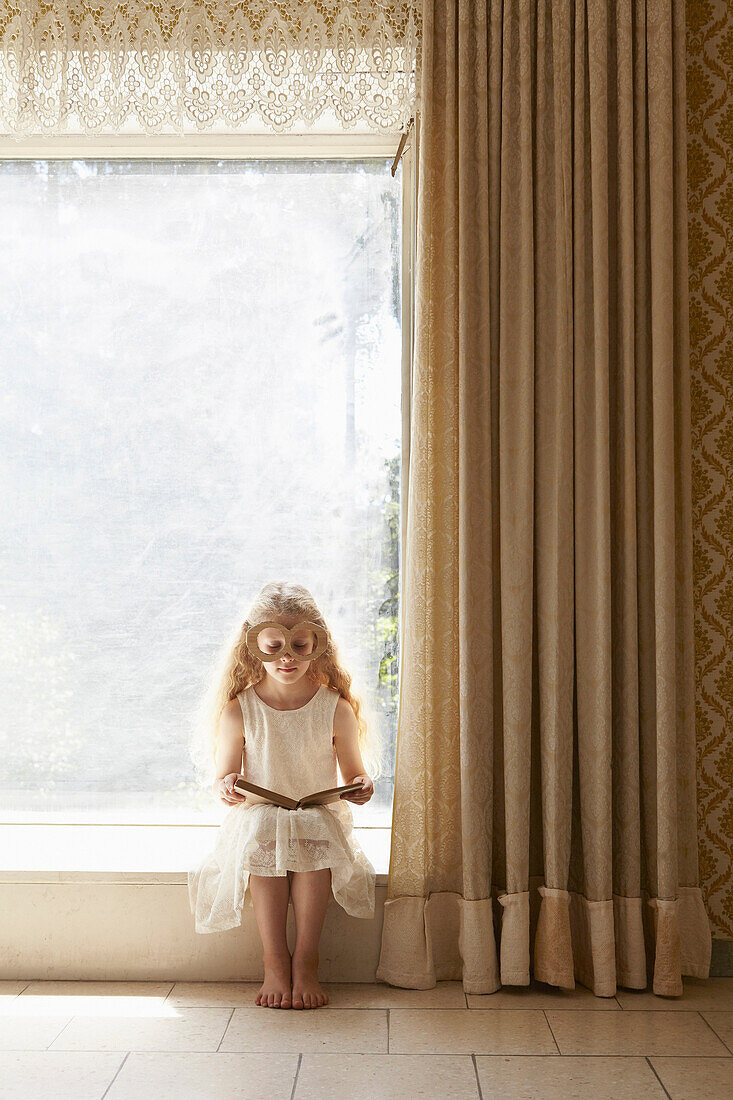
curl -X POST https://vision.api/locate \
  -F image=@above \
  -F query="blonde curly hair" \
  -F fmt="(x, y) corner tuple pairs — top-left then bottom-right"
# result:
(191, 580), (381, 786)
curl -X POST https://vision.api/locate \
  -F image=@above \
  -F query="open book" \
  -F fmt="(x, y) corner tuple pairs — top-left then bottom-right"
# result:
(232, 777), (365, 810)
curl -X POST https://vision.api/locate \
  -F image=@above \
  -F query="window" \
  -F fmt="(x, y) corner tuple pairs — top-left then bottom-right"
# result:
(0, 146), (408, 833)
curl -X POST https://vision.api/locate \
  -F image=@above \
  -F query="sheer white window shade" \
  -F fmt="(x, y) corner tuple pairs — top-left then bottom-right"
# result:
(0, 0), (421, 136)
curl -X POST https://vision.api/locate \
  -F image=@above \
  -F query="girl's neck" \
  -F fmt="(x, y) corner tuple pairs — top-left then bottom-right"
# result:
(253, 677), (320, 711)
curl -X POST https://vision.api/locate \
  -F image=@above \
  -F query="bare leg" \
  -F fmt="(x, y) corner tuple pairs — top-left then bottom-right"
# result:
(290, 867), (332, 1009)
(248, 872), (292, 1008)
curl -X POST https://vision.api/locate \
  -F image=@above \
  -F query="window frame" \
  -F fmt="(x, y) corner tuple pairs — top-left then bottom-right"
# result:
(0, 130), (415, 875)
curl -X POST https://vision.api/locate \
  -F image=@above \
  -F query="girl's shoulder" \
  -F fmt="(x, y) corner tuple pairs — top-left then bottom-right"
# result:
(222, 694), (245, 714)
(230, 685), (255, 717)
(328, 688), (357, 718)
(236, 684), (258, 710)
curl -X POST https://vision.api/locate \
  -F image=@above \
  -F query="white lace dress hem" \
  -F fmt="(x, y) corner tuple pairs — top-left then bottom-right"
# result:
(189, 797), (376, 932)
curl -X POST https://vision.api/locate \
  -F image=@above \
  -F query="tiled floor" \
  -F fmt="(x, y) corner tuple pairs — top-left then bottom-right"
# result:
(0, 977), (731, 1098)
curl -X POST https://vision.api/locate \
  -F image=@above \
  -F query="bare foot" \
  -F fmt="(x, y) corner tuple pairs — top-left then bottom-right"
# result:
(255, 951), (292, 1008)
(291, 951), (329, 1009)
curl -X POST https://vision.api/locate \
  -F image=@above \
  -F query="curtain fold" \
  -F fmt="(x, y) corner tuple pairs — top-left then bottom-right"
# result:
(376, 0), (712, 998)
(0, 0), (420, 135)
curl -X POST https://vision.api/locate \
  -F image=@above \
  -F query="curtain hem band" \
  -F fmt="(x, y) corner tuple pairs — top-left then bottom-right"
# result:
(375, 884), (711, 997)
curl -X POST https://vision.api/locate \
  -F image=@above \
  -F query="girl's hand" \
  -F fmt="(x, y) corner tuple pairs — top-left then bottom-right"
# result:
(340, 775), (374, 804)
(214, 773), (247, 806)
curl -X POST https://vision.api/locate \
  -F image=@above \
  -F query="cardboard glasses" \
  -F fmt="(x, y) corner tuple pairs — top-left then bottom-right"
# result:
(245, 620), (329, 663)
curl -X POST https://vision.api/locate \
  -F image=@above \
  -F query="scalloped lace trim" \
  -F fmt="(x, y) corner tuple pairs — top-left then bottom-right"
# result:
(0, 0), (421, 135)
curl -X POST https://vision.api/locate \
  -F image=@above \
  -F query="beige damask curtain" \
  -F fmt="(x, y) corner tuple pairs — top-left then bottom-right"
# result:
(376, 0), (713, 997)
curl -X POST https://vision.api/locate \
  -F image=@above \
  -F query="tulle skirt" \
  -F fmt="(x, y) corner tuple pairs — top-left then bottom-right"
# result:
(188, 798), (376, 932)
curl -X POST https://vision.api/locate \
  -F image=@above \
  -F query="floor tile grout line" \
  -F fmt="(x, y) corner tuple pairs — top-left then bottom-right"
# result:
(177, 1004), (733, 1012)
(45, 1016), (75, 1050)
(483, 1051), (733, 1061)
(161, 983), (176, 1005)
(169, 1007), (468, 1012)
(288, 1052), (302, 1100)
(695, 1008), (733, 1053)
(542, 1009), (562, 1055)
(471, 1052), (484, 1099)
(215, 1007), (236, 1052)
(645, 1055), (673, 1099)
(387, 1007), (390, 1053)
(100, 1050), (130, 1100)
(6, 1048), (733, 1056)
(466, 1006), (620, 1013)
(41, 1002), (672, 1011)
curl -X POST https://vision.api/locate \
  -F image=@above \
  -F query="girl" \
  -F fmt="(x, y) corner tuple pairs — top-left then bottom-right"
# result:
(188, 580), (379, 1011)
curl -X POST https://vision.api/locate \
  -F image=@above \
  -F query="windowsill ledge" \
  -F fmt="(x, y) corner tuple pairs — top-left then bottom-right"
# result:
(0, 824), (391, 885)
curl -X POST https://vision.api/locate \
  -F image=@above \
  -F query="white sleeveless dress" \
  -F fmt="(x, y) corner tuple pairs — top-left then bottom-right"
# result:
(188, 682), (376, 932)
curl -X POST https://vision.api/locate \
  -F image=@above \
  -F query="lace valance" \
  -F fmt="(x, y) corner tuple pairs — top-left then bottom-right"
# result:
(0, 1), (420, 136)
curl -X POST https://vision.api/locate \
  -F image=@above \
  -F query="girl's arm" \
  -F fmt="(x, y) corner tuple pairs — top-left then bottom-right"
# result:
(333, 696), (374, 805)
(213, 698), (247, 806)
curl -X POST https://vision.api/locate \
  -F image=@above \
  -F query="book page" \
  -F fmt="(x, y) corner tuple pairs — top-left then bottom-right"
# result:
(232, 778), (364, 810)
(299, 782), (365, 807)
(232, 778), (298, 810)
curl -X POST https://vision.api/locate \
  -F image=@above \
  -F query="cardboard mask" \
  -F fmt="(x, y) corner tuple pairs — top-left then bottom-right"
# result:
(245, 620), (329, 663)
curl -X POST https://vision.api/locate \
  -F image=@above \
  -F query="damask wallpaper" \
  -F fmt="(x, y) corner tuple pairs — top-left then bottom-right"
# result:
(687, 0), (733, 939)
